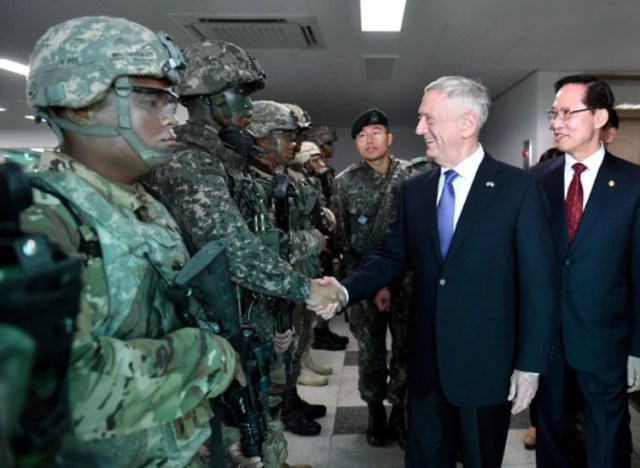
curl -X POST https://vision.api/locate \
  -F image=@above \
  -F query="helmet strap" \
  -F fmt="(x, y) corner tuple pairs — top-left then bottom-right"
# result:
(40, 77), (171, 168)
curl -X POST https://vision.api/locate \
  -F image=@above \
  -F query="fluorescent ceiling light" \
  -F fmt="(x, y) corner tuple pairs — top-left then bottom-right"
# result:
(30, 148), (45, 152)
(24, 115), (36, 120)
(0, 59), (29, 76)
(0, 107), (5, 112)
(616, 103), (640, 110)
(360, 0), (407, 31)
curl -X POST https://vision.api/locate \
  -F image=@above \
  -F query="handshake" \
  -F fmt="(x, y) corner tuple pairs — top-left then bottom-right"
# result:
(305, 276), (349, 320)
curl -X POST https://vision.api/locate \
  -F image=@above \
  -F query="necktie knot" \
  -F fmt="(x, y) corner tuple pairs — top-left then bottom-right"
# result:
(443, 169), (459, 185)
(572, 162), (587, 176)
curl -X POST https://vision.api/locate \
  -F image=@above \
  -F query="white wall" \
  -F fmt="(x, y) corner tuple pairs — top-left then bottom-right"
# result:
(482, 70), (581, 167)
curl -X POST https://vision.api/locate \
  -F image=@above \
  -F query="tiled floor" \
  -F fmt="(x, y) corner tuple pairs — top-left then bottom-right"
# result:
(285, 313), (640, 467)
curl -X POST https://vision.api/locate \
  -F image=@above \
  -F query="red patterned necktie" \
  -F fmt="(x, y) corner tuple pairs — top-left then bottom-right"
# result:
(565, 162), (587, 243)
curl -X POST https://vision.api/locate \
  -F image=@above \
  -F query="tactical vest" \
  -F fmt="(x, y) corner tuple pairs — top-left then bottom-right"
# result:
(31, 172), (188, 338)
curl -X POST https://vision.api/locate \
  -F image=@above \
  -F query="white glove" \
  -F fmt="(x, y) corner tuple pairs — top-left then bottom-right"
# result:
(507, 370), (539, 414)
(627, 355), (640, 393)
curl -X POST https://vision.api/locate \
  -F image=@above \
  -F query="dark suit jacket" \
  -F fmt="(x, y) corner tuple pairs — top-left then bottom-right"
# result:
(343, 153), (558, 407)
(530, 152), (640, 373)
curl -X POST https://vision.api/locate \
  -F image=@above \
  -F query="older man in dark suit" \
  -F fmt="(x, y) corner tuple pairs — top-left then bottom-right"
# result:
(312, 76), (558, 468)
(531, 74), (640, 468)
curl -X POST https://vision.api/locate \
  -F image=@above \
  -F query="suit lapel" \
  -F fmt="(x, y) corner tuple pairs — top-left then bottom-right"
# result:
(571, 153), (618, 249)
(446, 155), (500, 260)
(540, 158), (568, 251)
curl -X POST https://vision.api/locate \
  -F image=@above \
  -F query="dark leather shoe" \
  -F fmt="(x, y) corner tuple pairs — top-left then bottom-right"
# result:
(366, 402), (387, 447)
(386, 405), (407, 449)
(314, 326), (349, 345)
(312, 334), (347, 351)
(281, 409), (321, 436)
(287, 388), (327, 419)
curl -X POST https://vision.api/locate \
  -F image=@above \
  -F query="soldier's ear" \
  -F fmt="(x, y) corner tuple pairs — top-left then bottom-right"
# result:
(61, 108), (93, 125)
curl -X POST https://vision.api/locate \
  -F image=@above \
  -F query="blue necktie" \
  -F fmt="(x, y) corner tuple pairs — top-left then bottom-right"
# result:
(437, 170), (459, 257)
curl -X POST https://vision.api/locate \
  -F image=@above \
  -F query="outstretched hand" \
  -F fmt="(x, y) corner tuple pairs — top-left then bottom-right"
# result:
(306, 276), (348, 320)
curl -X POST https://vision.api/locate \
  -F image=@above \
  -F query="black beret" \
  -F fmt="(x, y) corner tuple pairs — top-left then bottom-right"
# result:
(350, 108), (389, 139)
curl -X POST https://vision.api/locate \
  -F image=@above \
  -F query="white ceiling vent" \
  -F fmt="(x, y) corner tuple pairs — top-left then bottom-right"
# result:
(363, 55), (397, 81)
(170, 14), (324, 49)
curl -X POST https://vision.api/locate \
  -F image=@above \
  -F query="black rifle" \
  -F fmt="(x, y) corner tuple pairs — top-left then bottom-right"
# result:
(170, 241), (273, 458)
(0, 162), (82, 465)
(272, 172), (296, 388)
(303, 190), (344, 278)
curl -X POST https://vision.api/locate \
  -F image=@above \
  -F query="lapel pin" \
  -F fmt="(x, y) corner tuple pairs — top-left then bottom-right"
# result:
(486, 181), (495, 187)
(608, 180), (615, 187)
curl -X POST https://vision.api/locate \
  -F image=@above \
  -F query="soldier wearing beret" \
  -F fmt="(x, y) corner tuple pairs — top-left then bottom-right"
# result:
(333, 108), (413, 448)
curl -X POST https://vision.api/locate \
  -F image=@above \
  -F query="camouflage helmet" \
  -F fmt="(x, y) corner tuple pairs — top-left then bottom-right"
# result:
(248, 100), (297, 139)
(283, 103), (312, 131)
(177, 40), (266, 97)
(27, 16), (184, 109)
(295, 141), (321, 164)
(307, 124), (338, 147)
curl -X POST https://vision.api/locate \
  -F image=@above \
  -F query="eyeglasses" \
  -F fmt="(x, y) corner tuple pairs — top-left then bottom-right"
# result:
(355, 129), (386, 142)
(131, 85), (179, 116)
(545, 107), (595, 121)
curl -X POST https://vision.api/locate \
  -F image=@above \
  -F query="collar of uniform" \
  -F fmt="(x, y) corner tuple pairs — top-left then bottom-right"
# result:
(359, 154), (397, 176)
(177, 119), (222, 148)
(38, 151), (148, 217)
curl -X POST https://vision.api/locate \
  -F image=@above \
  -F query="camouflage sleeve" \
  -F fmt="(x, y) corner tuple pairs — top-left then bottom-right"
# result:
(19, 194), (238, 439)
(288, 228), (323, 264)
(153, 151), (311, 301)
(70, 325), (237, 438)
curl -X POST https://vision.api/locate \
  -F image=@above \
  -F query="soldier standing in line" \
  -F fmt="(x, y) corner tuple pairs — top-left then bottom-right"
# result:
(305, 125), (351, 351)
(18, 16), (244, 466)
(150, 41), (341, 466)
(333, 108), (413, 449)
(246, 100), (328, 436)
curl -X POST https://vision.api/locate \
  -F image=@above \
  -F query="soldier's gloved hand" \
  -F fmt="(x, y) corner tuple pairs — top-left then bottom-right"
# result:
(273, 329), (294, 353)
(226, 440), (264, 468)
(373, 287), (391, 311)
(627, 355), (640, 392)
(507, 370), (538, 414)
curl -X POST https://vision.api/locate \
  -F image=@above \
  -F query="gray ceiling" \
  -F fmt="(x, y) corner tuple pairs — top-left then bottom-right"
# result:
(1, 0), (640, 134)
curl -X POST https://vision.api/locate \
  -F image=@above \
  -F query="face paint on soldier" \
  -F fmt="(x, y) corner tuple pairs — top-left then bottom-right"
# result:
(223, 90), (254, 128)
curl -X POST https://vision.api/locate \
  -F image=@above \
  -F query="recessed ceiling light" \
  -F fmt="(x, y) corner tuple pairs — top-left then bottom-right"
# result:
(24, 115), (36, 120)
(360, 0), (407, 32)
(615, 103), (640, 110)
(0, 107), (6, 112)
(30, 148), (45, 152)
(0, 58), (29, 76)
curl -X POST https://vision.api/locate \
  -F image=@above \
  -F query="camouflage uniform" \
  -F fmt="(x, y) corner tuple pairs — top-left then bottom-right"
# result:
(22, 17), (237, 467)
(334, 156), (412, 406)
(307, 125), (338, 207)
(22, 152), (236, 467)
(408, 155), (437, 176)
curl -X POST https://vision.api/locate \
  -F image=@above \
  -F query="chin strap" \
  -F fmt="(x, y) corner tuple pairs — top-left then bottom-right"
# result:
(218, 125), (265, 160)
(38, 76), (172, 169)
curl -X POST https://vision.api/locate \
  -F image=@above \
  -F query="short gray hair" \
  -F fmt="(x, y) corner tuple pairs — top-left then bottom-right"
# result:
(424, 76), (491, 128)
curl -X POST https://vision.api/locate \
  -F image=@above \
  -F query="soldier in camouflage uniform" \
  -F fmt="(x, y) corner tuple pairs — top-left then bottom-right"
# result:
(247, 100), (329, 436)
(149, 42), (335, 464)
(408, 154), (438, 176)
(333, 108), (413, 449)
(18, 16), (242, 467)
(305, 125), (351, 350)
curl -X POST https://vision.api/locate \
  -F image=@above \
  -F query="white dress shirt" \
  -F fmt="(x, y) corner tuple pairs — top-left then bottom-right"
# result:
(563, 144), (605, 208)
